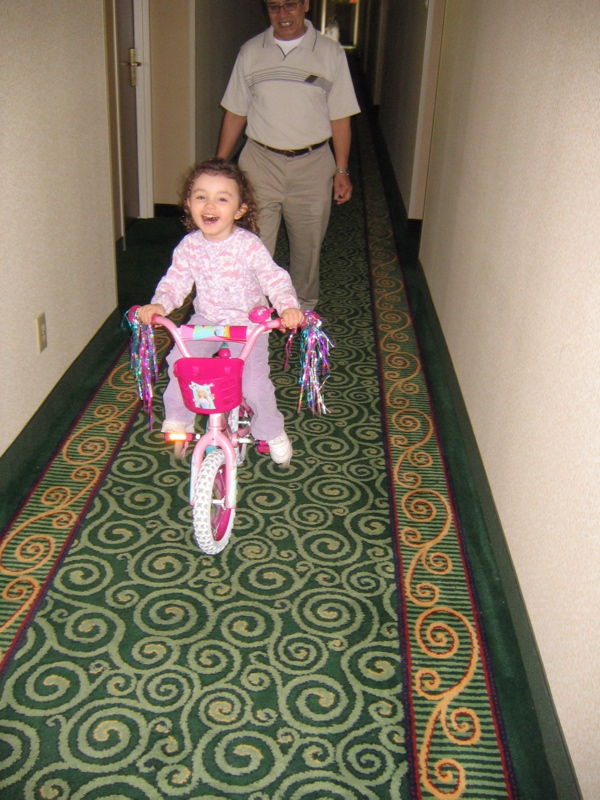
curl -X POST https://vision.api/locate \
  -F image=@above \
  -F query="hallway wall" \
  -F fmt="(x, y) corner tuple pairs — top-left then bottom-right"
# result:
(151, 0), (194, 204)
(416, 3), (599, 797)
(149, 0), (266, 205)
(377, 0), (429, 219)
(0, 2), (116, 458)
(194, 0), (266, 161)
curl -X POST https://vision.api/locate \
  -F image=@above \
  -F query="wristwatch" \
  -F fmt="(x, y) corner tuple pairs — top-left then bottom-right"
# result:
(335, 168), (349, 175)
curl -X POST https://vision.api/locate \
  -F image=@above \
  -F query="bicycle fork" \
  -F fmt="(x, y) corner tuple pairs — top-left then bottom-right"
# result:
(189, 415), (239, 508)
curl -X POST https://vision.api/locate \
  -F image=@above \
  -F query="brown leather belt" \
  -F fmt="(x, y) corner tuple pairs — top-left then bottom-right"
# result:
(253, 139), (330, 158)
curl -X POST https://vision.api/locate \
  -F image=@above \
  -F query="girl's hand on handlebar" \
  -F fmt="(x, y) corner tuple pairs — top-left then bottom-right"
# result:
(280, 307), (304, 331)
(137, 303), (166, 325)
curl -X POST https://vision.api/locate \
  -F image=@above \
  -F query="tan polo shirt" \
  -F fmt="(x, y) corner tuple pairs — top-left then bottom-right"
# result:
(221, 20), (360, 151)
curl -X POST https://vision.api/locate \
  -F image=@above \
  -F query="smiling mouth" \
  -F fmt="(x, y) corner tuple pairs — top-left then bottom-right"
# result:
(202, 214), (219, 223)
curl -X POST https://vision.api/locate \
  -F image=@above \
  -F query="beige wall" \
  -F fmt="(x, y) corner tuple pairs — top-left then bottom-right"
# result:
(194, 0), (267, 161)
(151, 0), (194, 204)
(378, 0), (427, 213)
(376, 0), (446, 220)
(149, 0), (266, 202)
(418, 3), (599, 797)
(0, 2), (116, 457)
(357, 0), (388, 106)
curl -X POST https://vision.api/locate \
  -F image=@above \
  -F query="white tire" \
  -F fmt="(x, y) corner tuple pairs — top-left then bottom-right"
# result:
(192, 449), (235, 554)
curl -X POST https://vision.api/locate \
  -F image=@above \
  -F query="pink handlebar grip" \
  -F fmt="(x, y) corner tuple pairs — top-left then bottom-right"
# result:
(249, 305), (275, 323)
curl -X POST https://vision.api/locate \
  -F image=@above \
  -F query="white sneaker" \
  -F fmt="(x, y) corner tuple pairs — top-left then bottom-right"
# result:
(268, 430), (293, 468)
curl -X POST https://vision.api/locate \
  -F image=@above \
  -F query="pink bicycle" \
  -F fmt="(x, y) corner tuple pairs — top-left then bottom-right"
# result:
(127, 304), (331, 555)
(149, 306), (287, 555)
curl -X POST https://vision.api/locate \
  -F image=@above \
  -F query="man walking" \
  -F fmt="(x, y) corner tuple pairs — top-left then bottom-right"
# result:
(216, 0), (360, 311)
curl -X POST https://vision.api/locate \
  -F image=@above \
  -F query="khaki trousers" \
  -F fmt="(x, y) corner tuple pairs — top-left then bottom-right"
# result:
(239, 138), (335, 310)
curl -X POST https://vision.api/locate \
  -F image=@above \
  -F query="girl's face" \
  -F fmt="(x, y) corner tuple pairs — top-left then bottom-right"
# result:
(187, 173), (247, 242)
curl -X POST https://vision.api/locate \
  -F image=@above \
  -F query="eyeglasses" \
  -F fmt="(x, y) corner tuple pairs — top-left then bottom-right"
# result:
(266, 1), (304, 14)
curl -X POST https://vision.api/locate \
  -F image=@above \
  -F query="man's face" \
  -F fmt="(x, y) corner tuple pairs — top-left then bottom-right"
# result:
(267, 1), (309, 41)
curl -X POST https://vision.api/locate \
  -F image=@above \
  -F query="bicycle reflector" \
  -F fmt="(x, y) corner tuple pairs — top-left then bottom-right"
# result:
(164, 432), (194, 442)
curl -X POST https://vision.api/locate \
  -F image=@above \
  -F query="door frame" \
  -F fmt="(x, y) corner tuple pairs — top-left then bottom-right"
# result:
(409, 0), (445, 219)
(105, 0), (154, 239)
(133, 0), (153, 219)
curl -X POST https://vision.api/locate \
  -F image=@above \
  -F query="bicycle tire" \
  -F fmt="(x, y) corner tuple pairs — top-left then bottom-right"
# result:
(192, 449), (235, 554)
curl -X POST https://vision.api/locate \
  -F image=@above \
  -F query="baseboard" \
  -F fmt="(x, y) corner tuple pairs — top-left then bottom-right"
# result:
(0, 309), (127, 532)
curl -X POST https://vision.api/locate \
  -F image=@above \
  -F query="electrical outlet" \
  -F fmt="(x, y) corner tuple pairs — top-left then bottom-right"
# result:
(36, 312), (48, 353)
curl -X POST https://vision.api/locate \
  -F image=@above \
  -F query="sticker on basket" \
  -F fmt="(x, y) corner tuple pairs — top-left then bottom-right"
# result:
(192, 325), (230, 340)
(190, 382), (216, 409)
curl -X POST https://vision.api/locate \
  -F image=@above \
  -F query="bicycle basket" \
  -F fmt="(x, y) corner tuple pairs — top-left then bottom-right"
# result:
(174, 357), (244, 414)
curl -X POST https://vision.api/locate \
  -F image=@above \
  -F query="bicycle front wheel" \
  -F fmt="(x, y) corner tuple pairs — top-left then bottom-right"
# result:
(192, 449), (235, 554)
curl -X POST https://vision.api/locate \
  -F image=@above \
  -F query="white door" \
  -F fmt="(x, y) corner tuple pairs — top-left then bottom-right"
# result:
(105, 0), (154, 240)
(116, 0), (139, 222)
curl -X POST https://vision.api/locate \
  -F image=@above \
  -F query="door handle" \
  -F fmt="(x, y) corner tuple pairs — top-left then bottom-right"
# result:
(120, 48), (142, 87)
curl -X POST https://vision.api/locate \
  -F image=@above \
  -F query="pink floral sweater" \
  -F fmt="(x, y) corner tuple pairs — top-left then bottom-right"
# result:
(151, 226), (299, 324)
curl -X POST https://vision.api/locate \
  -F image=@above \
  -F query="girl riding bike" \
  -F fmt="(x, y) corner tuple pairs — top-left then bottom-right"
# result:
(136, 158), (303, 468)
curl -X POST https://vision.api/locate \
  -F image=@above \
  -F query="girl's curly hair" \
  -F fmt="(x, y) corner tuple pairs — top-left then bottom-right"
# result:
(180, 158), (260, 236)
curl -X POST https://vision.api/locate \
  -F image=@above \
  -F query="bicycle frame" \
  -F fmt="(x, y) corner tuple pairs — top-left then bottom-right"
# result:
(153, 309), (284, 509)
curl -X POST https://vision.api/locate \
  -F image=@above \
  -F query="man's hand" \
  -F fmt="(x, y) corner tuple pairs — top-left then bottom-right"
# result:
(333, 172), (353, 205)
(331, 117), (352, 205)
(280, 307), (304, 330)
(216, 111), (248, 160)
(137, 303), (166, 325)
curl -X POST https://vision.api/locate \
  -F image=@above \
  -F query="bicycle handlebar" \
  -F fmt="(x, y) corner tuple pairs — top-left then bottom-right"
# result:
(151, 308), (285, 361)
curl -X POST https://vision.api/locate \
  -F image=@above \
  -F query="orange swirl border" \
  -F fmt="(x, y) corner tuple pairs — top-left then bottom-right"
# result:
(358, 111), (515, 800)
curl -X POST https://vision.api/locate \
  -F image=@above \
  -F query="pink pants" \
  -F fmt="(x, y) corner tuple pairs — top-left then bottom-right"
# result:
(162, 313), (285, 442)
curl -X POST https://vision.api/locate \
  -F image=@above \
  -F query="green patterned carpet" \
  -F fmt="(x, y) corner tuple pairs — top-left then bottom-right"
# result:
(0, 118), (519, 798)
